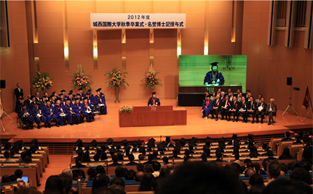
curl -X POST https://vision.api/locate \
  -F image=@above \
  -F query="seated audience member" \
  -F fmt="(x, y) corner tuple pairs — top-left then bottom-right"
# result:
(245, 167), (256, 177)
(108, 185), (126, 194)
(15, 187), (42, 194)
(266, 98), (277, 125)
(144, 165), (154, 174)
(115, 167), (125, 178)
(110, 154), (122, 166)
(152, 161), (161, 177)
(266, 160), (281, 185)
(143, 154), (154, 165)
(44, 175), (64, 194)
(293, 135), (303, 144)
(249, 174), (264, 186)
(294, 161), (311, 172)
(138, 173), (154, 191)
(263, 179), (312, 194)
(125, 170), (136, 180)
(201, 153), (208, 162)
(15, 169), (29, 187)
(249, 184), (265, 194)
(233, 153), (240, 165)
(135, 171), (144, 182)
(290, 167), (311, 185)
(110, 177), (125, 188)
(61, 168), (72, 177)
(72, 157), (86, 168)
(17, 151), (27, 163)
(95, 165), (106, 175)
(262, 159), (269, 172)
(281, 131), (293, 142)
(90, 153), (101, 167)
(1, 175), (10, 183)
(159, 168), (170, 178)
(279, 147), (293, 159)
(92, 173), (109, 193)
(162, 156), (169, 164)
(125, 153), (137, 165)
(59, 173), (73, 194)
(20, 155), (32, 167)
(2, 151), (15, 163)
(158, 161), (246, 194)
(87, 168), (98, 180)
(215, 149), (222, 161)
(249, 146), (259, 159)
(136, 163), (144, 172)
(253, 162), (265, 175)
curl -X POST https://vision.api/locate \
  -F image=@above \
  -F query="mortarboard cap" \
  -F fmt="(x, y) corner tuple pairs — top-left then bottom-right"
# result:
(180, 138), (186, 146)
(147, 141), (155, 147)
(107, 138), (114, 144)
(61, 90), (66, 93)
(52, 92), (56, 95)
(115, 143), (121, 150)
(152, 92), (156, 95)
(248, 134), (254, 138)
(232, 134), (238, 139)
(189, 141), (196, 147)
(157, 142), (165, 150)
(148, 138), (156, 143)
(96, 88), (102, 92)
(31, 139), (38, 145)
(68, 90), (73, 95)
(137, 140), (143, 146)
(211, 62), (218, 66)
(78, 88), (82, 91)
(166, 137), (171, 143)
(121, 139), (128, 146)
(132, 141), (138, 147)
(91, 140), (97, 147)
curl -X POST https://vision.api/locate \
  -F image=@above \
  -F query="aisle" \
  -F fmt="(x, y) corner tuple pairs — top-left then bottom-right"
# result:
(37, 155), (72, 192)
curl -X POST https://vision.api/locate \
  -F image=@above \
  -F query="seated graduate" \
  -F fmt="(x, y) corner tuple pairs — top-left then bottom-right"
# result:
(42, 100), (59, 127)
(32, 101), (47, 129)
(202, 97), (213, 119)
(62, 98), (79, 125)
(73, 97), (84, 123)
(148, 92), (160, 106)
(92, 88), (107, 115)
(19, 104), (34, 129)
(54, 99), (67, 126)
(81, 97), (94, 122)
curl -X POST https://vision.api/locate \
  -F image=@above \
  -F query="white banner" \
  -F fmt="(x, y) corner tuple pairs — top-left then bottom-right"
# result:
(90, 13), (186, 29)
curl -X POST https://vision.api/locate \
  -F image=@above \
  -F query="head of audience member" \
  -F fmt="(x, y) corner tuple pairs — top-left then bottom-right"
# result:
(250, 146), (259, 158)
(144, 165), (154, 174)
(290, 167), (311, 185)
(294, 161), (311, 172)
(94, 153), (100, 162)
(10, 175), (17, 182)
(249, 184), (265, 194)
(24, 155), (32, 164)
(61, 168), (72, 177)
(59, 173), (72, 194)
(152, 161), (161, 172)
(152, 150), (158, 159)
(215, 149), (222, 160)
(245, 167), (256, 177)
(135, 171), (144, 182)
(1, 175), (10, 183)
(249, 173), (264, 186)
(267, 161), (281, 180)
(14, 169), (23, 179)
(15, 187), (42, 194)
(110, 177), (125, 188)
(138, 154), (145, 160)
(4, 151), (11, 159)
(87, 168), (98, 180)
(263, 179), (311, 194)
(92, 173), (109, 193)
(138, 173), (154, 191)
(158, 161), (246, 194)
(128, 153), (135, 163)
(95, 165), (106, 174)
(125, 170), (136, 180)
(115, 167), (125, 178)
(162, 156), (169, 164)
(201, 153), (207, 162)
(137, 163), (144, 172)
(44, 175), (64, 194)
(253, 162), (261, 174)
(112, 154), (118, 163)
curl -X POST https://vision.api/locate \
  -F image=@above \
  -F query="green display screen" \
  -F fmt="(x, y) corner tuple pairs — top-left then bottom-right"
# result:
(179, 55), (247, 92)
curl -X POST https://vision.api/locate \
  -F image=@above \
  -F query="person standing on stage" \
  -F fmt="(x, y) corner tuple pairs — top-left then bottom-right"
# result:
(14, 83), (24, 112)
(266, 98), (277, 125)
(204, 62), (225, 86)
(202, 97), (213, 119)
(256, 98), (266, 124)
(148, 92), (160, 106)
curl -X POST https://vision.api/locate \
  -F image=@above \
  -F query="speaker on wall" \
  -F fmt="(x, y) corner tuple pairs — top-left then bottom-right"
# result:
(287, 77), (292, 86)
(0, 80), (6, 89)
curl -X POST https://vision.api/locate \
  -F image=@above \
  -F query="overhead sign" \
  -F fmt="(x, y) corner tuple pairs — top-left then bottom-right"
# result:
(90, 13), (186, 29)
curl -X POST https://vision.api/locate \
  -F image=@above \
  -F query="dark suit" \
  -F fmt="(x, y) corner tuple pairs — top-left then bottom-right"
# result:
(211, 98), (222, 120)
(246, 101), (257, 122)
(237, 101), (247, 122)
(229, 101), (240, 121)
(14, 88), (23, 102)
(266, 103), (277, 123)
(256, 102), (267, 123)
(221, 99), (231, 120)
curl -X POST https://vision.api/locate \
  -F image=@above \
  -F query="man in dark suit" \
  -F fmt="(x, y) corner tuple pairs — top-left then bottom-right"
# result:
(266, 98), (277, 125)
(237, 96), (247, 122)
(256, 98), (266, 123)
(229, 96), (240, 122)
(212, 95), (222, 121)
(221, 95), (231, 120)
(14, 83), (23, 102)
(246, 96), (257, 123)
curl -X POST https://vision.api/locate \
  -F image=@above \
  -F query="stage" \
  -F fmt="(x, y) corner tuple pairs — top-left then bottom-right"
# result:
(1, 100), (312, 144)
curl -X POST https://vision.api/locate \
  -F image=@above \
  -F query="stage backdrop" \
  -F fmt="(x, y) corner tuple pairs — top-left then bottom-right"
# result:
(179, 55), (247, 92)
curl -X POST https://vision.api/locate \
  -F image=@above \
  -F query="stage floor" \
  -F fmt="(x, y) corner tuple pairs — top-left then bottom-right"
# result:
(1, 100), (312, 142)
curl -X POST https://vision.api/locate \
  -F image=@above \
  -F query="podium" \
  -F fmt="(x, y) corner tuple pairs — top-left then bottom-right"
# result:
(119, 106), (187, 127)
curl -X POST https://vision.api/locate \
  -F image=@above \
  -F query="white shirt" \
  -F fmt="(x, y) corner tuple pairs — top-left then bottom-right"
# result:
(152, 171), (160, 177)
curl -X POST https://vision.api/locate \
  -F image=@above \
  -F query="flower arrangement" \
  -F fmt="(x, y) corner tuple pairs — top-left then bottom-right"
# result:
(32, 72), (53, 93)
(119, 105), (133, 113)
(105, 67), (129, 90)
(72, 64), (92, 91)
(142, 65), (161, 90)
